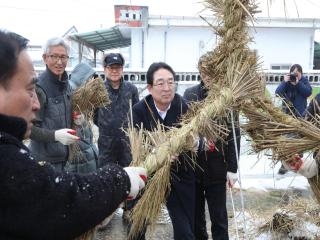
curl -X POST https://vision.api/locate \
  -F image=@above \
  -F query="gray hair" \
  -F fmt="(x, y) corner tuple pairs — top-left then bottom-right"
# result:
(42, 37), (70, 55)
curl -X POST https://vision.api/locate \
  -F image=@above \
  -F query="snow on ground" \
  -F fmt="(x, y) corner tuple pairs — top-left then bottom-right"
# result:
(227, 138), (320, 239)
(235, 138), (310, 191)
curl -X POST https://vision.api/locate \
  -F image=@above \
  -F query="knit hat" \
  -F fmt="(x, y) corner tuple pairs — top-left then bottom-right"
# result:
(69, 62), (95, 90)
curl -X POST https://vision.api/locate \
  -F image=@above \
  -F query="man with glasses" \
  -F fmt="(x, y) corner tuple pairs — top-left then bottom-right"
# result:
(30, 37), (79, 171)
(0, 30), (147, 239)
(130, 62), (196, 240)
(94, 53), (139, 168)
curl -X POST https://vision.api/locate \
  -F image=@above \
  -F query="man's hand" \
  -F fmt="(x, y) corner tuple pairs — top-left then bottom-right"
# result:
(72, 112), (85, 126)
(282, 154), (318, 178)
(227, 171), (238, 188)
(54, 128), (79, 145)
(124, 167), (148, 200)
(284, 74), (290, 82)
(284, 74), (297, 85)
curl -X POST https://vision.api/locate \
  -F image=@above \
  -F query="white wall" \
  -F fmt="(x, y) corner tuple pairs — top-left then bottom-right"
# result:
(142, 26), (216, 71)
(130, 23), (316, 71)
(130, 29), (144, 69)
(250, 27), (315, 70)
(143, 27), (166, 67)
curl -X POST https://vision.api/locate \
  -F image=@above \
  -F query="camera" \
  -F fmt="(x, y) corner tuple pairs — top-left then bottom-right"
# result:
(289, 73), (296, 82)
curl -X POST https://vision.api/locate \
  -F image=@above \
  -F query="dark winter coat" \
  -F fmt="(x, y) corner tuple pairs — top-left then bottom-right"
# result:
(275, 76), (312, 117)
(183, 83), (240, 185)
(132, 94), (193, 176)
(132, 94), (195, 238)
(94, 79), (139, 167)
(0, 113), (130, 240)
(30, 67), (72, 164)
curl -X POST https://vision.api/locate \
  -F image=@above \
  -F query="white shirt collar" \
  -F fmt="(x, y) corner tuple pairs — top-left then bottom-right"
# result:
(155, 103), (171, 120)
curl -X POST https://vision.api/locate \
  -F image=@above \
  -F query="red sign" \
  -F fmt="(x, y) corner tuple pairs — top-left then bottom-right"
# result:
(114, 5), (148, 28)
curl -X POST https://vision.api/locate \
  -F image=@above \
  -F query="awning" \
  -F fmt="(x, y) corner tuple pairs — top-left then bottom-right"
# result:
(69, 26), (131, 52)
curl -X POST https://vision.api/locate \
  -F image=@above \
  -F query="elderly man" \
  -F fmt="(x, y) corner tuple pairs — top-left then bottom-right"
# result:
(130, 62), (195, 240)
(0, 29), (147, 240)
(94, 53), (139, 168)
(29, 37), (79, 171)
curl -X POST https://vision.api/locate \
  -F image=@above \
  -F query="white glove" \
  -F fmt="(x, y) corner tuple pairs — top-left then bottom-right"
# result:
(124, 167), (147, 200)
(282, 156), (318, 178)
(227, 171), (238, 188)
(54, 128), (79, 145)
(73, 112), (85, 126)
(298, 158), (318, 178)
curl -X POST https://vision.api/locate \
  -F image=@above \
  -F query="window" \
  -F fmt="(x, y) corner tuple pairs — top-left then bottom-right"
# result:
(270, 64), (291, 70)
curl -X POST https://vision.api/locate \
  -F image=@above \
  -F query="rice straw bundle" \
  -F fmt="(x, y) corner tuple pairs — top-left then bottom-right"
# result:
(258, 197), (320, 237)
(72, 77), (110, 121)
(125, 123), (175, 238)
(241, 96), (320, 207)
(128, 0), (265, 238)
(308, 176), (320, 204)
(242, 97), (320, 163)
(69, 77), (109, 169)
(71, 77), (110, 240)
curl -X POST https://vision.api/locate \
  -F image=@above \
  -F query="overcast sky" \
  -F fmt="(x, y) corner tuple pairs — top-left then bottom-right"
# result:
(1, 0), (320, 44)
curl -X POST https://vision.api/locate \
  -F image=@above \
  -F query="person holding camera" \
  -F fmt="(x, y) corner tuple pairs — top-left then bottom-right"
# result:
(275, 63), (312, 174)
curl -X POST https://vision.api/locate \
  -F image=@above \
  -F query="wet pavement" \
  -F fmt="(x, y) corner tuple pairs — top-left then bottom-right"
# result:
(95, 188), (313, 240)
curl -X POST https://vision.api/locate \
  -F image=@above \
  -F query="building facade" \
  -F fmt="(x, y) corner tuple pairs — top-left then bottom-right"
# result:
(123, 12), (320, 71)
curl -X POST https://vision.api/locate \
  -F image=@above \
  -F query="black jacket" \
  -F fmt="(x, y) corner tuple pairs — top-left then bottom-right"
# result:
(183, 83), (240, 185)
(0, 113), (130, 240)
(132, 94), (194, 181)
(94, 79), (139, 167)
(30, 67), (72, 164)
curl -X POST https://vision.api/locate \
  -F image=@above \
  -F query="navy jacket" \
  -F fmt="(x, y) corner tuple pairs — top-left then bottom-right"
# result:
(183, 83), (240, 185)
(275, 76), (312, 117)
(132, 94), (194, 183)
(0, 113), (130, 240)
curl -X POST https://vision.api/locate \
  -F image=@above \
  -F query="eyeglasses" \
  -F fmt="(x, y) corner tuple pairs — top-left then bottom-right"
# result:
(47, 54), (69, 63)
(153, 80), (175, 88)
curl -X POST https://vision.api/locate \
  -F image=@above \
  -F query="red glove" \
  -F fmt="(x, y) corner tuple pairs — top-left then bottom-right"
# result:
(204, 138), (215, 152)
(282, 154), (318, 178)
(72, 111), (85, 126)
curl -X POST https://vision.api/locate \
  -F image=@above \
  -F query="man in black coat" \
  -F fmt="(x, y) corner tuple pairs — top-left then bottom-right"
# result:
(94, 53), (139, 168)
(183, 53), (240, 240)
(131, 62), (195, 240)
(0, 29), (147, 240)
